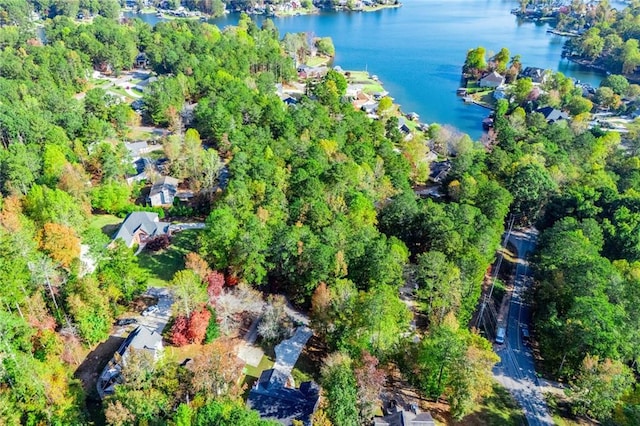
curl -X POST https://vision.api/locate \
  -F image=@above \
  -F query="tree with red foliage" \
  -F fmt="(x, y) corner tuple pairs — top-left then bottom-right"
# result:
(225, 273), (238, 287)
(169, 315), (190, 347)
(146, 234), (171, 251)
(186, 307), (211, 345)
(354, 351), (386, 424)
(206, 271), (225, 303)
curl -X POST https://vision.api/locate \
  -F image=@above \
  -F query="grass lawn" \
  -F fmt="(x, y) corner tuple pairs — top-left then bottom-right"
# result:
(89, 214), (123, 236)
(138, 229), (202, 286)
(89, 78), (110, 87)
(455, 383), (525, 426)
(363, 82), (385, 94)
(164, 343), (205, 364)
(477, 91), (497, 108)
(305, 56), (329, 67)
(107, 86), (133, 101)
(243, 354), (275, 379)
(242, 354), (275, 399)
(126, 127), (155, 141)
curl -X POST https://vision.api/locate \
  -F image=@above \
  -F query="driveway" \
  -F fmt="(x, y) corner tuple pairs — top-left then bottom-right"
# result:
(493, 228), (554, 426)
(138, 287), (174, 335)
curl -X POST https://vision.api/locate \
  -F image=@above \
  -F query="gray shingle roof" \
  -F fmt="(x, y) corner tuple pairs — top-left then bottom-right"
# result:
(247, 326), (319, 425)
(112, 211), (169, 247)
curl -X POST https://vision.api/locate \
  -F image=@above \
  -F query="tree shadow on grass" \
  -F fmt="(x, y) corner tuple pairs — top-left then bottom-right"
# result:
(137, 230), (202, 283)
(74, 335), (126, 400)
(461, 384), (526, 426)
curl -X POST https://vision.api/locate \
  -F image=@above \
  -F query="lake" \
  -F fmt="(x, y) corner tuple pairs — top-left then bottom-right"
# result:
(125, 1), (624, 139)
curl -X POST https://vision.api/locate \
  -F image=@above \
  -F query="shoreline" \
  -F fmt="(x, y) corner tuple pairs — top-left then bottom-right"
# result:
(123, 3), (402, 21)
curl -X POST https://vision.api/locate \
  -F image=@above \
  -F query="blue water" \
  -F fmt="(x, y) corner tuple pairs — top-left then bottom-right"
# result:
(125, 0), (620, 139)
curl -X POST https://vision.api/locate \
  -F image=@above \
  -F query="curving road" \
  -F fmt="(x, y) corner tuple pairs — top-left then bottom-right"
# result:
(492, 228), (554, 426)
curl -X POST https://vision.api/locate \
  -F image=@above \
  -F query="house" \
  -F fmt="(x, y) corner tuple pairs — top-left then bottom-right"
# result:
(536, 106), (569, 123)
(135, 52), (149, 69)
(297, 65), (328, 79)
(147, 176), (180, 207)
(429, 160), (452, 183)
(361, 101), (380, 115)
(520, 66), (549, 84)
(112, 212), (171, 248)
(493, 86), (507, 100)
(479, 71), (505, 88)
(134, 75), (158, 92)
(373, 411), (436, 426)
(397, 117), (412, 136)
(373, 401), (436, 426)
(125, 141), (155, 161)
(247, 326), (320, 425)
(97, 326), (163, 399)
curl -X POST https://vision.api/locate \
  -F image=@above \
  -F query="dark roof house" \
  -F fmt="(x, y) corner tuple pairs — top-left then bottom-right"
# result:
(135, 52), (149, 68)
(520, 67), (549, 84)
(112, 211), (170, 248)
(536, 106), (570, 123)
(429, 160), (452, 183)
(247, 326), (320, 425)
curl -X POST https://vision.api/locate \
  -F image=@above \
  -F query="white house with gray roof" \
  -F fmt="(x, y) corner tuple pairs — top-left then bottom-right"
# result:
(147, 176), (180, 207)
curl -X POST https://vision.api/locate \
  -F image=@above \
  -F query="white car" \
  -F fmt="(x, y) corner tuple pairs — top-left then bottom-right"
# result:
(141, 305), (159, 316)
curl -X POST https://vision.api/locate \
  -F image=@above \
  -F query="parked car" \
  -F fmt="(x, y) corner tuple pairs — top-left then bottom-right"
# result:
(521, 326), (530, 345)
(115, 318), (138, 326)
(495, 326), (506, 344)
(142, 305), (159, 316)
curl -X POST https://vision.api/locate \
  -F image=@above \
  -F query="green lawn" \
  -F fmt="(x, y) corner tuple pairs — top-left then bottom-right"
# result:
(305, 56), (330, 67)
(107, 86), (134, 101)
(89, 78), (110, 87)
(363, 82), (385, 94)
(465, 383), (526, 426)
(243, 354), (275, 379)
(89, 214), (123, 237)
(138, 229), (202, 286)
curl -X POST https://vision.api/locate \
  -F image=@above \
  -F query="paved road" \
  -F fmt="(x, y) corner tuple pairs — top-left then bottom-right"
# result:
(493, 228), (554, 426)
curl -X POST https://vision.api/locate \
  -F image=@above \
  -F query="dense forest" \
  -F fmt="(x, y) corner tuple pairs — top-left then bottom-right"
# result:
(0, 4), (508, 425)
(1, 1), (640, 425)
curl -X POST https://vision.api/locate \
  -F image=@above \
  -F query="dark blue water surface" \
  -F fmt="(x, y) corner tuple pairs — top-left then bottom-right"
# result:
(126, 0), (626, 139)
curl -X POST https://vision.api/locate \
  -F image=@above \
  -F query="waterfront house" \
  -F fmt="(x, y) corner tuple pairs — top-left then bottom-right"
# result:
(112, 212), (171, 248)
(397, 117), (412, 137)
(520, 67), (549, 84)
(536, 106), (569, 123)
(361, 100), (380, 116)
(247, 326), (320, 425)
(479, 71), (506, 88)
(147, 176), (180, 207)
(97, 326), (163, 399)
